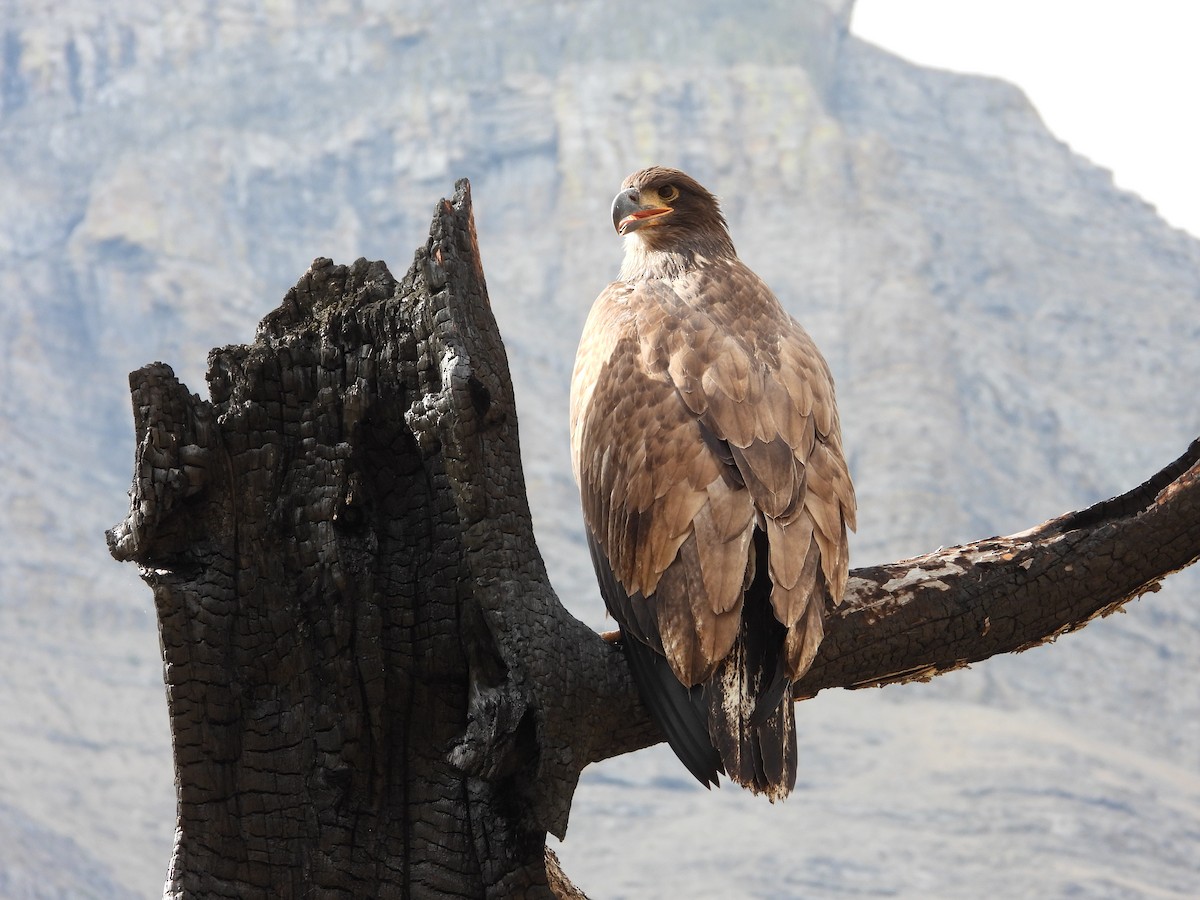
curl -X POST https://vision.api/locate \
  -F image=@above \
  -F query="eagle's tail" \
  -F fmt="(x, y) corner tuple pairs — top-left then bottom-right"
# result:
(706, 529), (797, 800)
(587, 527), (796, 796)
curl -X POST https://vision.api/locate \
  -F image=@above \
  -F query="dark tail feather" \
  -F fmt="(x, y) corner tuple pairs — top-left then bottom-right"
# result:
(707, 529), (797, 799)
(621, 630), (724, 788)
(749, 688), (796, 795)
(749, 655), (791, 727)
(705, 642), (796, 799)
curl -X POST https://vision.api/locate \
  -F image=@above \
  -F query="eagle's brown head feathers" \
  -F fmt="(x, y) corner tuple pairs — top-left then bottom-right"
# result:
(613, 167), (735, 277)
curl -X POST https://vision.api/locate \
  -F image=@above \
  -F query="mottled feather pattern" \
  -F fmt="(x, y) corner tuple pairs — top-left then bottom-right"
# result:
(572, 258), (853, 675)
(571, 168), (855, 797)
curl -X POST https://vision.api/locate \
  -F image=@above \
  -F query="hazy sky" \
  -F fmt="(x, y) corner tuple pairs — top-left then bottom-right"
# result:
(852, 1), (1200, 238)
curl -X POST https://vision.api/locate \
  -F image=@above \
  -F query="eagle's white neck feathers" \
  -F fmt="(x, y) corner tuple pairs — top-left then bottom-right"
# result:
(618, 230), (736, 282)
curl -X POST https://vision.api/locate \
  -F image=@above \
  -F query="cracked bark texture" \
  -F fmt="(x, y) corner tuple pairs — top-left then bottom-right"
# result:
(108, 179), (1200, 899)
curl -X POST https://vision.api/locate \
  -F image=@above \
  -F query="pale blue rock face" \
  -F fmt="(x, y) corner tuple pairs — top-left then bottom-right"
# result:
(1, 1), (1196, 897)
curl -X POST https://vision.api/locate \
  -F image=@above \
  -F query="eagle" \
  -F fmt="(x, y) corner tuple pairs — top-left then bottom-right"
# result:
(570, 167), (856, 799)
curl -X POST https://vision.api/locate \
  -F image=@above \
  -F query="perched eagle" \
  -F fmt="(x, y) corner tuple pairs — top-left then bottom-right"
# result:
(570, 167), (856, 799)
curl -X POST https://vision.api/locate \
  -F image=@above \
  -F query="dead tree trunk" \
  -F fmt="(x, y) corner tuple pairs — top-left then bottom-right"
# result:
(107, 180), (1200, 899)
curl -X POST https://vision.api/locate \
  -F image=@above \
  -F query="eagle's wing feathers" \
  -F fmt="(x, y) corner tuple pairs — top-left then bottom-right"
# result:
(574, 283), (750, 685)
(650, 263), (853, 681)
(572, 265), (854, 696)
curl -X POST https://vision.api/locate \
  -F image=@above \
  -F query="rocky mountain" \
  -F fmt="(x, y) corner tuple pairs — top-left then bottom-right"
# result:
(1, 0), (1196, 896)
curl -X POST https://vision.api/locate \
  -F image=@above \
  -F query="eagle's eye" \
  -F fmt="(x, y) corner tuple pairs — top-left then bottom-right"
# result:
(658, 184), (680, 203)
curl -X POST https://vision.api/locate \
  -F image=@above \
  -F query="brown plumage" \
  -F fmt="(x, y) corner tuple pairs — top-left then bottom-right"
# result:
(570, 167), (856, 799)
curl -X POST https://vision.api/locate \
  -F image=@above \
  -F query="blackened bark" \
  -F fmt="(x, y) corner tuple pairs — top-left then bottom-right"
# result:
(107, 179), (1199, 898)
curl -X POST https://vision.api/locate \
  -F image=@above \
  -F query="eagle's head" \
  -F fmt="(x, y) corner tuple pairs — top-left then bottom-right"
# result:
(612, 167), (735, 272)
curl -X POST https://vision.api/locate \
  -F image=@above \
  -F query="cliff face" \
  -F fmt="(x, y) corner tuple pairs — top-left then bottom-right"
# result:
(2, 1), (1196, 896)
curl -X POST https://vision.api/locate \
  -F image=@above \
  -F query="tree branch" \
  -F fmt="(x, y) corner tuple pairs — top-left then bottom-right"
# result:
(797, 438), (1200, 696)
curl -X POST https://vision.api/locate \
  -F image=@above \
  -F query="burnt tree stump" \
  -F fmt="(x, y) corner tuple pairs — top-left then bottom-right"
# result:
(107, 180), (1200, 899)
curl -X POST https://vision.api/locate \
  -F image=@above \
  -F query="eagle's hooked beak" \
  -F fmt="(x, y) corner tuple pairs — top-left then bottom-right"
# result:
(612, 187), (672, 235)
